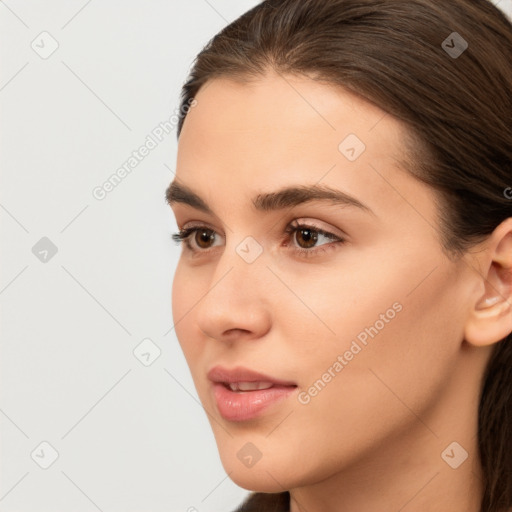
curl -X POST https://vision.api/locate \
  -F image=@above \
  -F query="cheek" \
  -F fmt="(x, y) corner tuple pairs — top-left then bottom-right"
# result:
(284, 248), (463, 378)
(274, 257), (410, 365)
(276, 258), (463, 445)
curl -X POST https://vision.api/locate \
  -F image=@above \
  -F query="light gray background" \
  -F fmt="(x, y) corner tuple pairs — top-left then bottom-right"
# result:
(1, 1), (511, 511)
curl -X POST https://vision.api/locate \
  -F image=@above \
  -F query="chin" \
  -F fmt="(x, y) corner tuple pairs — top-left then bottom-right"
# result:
(215, 445), (303, 493)
(226, 469), (289, 494)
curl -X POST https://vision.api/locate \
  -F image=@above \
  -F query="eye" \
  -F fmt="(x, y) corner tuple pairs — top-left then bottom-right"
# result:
(282, 221), (345, 258)
(172, 226), (222, 252)
(171, 220), (345, 259)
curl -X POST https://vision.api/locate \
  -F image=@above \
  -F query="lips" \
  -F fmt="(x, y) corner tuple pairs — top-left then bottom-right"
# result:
(207, 365), (297, 388)
(207, 365), (298, 422)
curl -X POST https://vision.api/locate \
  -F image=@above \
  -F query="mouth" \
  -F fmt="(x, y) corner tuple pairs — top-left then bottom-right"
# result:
(207, 364), (297, 387)
(221, 381), (296, 392)
(207, 365), (298, 421)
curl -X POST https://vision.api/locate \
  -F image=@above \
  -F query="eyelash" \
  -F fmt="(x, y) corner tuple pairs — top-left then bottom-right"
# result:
(170, 221), (345, 259)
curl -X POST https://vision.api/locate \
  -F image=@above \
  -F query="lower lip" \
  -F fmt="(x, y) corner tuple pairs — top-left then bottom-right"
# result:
(212, 382), (297, 422)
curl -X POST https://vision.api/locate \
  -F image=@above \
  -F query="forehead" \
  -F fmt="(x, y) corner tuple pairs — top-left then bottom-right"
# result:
(174, 71), (432, 225)
(179, 71), (396, 151)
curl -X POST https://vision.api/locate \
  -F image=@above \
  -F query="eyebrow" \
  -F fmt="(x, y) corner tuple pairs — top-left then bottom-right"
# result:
(166, 179), (374, 216)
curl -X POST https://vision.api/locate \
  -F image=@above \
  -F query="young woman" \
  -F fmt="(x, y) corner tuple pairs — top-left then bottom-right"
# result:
(166, 1), (512, 510)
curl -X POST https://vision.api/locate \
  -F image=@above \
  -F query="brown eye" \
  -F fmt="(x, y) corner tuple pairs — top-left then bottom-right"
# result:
(194, 228), (216, 249)
(171, 225), (224, 253)
(294, 227), (319, 249)
(283, 221), (345, 259)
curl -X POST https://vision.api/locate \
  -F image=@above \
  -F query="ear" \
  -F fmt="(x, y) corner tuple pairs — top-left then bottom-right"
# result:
(464, 217), (512, 347)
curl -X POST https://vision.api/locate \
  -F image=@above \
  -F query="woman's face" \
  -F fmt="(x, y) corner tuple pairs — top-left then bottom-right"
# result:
(168, 71), (479, 492)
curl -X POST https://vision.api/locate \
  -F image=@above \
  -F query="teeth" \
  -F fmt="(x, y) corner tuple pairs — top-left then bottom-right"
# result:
(228, 381), (274, 392)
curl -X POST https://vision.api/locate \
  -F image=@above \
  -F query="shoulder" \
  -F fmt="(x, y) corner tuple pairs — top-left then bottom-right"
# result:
(231, 491), (290, 512)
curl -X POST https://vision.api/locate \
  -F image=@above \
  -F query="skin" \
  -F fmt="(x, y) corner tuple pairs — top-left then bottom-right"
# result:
(168, 69), (512, 512)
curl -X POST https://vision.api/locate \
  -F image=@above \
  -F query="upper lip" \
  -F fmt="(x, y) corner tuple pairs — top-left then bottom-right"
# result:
(207, 365), (297, 386)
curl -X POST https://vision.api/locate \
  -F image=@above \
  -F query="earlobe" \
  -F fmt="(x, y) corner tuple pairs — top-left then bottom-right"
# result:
(464, 218), (512, 347)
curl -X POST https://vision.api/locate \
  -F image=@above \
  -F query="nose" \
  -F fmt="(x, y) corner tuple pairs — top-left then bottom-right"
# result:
(195, 246), (272, 344)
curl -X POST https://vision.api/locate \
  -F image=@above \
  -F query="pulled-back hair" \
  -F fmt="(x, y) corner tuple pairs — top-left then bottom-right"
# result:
(175, 2), (512, 510)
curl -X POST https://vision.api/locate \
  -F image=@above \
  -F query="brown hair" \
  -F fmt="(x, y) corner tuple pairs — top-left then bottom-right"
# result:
(175, 1), (512, 510)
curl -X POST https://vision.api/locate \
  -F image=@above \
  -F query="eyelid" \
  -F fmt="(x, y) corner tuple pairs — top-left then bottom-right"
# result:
(287, 218), (346, 239)
(177, 218), (344, 238)
(177, 220), (220, 233)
